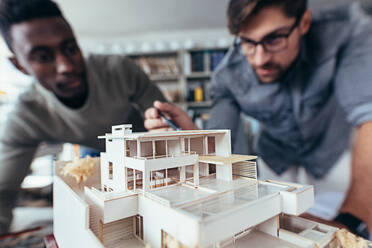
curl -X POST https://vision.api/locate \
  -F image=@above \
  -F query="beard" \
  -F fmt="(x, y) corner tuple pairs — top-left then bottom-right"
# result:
(252, 62), (285, 83)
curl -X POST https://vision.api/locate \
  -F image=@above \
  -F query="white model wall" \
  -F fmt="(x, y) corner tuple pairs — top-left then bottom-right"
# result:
(199, 194), (282, 247)
(113, 139), (126, 191)
(100, 152), (113, 190)
(84, 187), (104, 240)
(104, 138), (126, 191)
(280, 185), (315, 216)
(144, 155), (198, 171)
(54, 177), (103, 248)
(215, 132), (231, 156)
(103, 195), (139, 223)
(138, 195), (200, 248)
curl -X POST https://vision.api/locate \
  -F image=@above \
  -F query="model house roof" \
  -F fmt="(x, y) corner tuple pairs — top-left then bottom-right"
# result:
(198, 154), (257, 164)
(98, 129), (229, 140)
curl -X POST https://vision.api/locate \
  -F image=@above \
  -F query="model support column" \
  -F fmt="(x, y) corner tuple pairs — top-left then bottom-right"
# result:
(137, 140), (141, 158)
(216, 163), (233, 181)
(257, 215), (279, 237)
(133, 169), (137, 191)
(199, 162), (209, 177)
(180, 166), (186, 183)
(143, 169), (151, 191)
(165, 140), (168, 157)
(193, 163), (199, 187)
(215, 132), (231, 156)
(165, 169), (168, 186)
(203, 136), (208, 155)
(180, 138), (185, 153)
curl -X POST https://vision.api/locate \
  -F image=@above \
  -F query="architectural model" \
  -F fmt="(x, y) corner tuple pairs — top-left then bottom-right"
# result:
(54, 124), (340, 248)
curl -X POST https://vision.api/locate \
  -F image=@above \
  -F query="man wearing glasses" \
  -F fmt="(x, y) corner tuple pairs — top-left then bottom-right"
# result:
(145, 0), (372, 238)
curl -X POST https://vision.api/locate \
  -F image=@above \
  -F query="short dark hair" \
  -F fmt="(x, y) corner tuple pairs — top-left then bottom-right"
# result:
(227, 0), (308, 35)
(0, 0), (64, 51)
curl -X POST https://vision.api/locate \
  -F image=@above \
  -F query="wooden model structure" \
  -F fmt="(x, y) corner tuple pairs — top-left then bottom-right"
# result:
(54, 124), (339, 248)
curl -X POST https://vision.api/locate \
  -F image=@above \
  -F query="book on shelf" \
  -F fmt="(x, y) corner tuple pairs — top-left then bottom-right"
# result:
(190, 51), (205, 73)
(210, 50), (227, 71)
(186, 82), (198, 102)
(185, 49), (228, 75)
(133, 56), (179, 77)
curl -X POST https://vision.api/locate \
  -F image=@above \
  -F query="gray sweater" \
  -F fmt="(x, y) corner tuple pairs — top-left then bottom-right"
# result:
(0, 54), (165, 233)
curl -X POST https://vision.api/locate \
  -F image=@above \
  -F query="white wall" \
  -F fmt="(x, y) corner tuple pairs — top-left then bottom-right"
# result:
(58, 0), (358, 40)
(58, 0), (229, 38)
(55, 0), (363, 54)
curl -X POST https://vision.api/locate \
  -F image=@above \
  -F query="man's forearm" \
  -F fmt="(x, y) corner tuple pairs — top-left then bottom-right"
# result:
(0, 189), (19, 234)
(341, 121), (372, 233)
(0, 142), (37, 234)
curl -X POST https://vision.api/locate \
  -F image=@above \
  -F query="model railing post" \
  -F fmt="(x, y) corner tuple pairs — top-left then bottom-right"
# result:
(165, 139), (168, 157)
(216, 163), (233, 181)
(152, 140), (156, 159)
(194, 163), (199, 187)
(134, 169), (137, 191)
(137, 140), (141, 158)
(203, 136), (208, 155)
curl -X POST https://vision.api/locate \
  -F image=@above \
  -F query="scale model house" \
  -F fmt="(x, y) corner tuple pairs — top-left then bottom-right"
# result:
(54, 124), (339, 248)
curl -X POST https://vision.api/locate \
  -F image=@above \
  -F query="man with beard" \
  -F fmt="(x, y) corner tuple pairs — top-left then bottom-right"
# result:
(145, 0), (372, 239)
(0, 0), (165, 234)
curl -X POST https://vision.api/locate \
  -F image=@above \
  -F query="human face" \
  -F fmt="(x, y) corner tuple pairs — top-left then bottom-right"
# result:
(238, 6), (311, 83)
(9, 17), (87, 100)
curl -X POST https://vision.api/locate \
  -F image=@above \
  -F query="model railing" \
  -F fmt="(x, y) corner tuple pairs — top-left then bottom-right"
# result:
(130, 151), (197, 160)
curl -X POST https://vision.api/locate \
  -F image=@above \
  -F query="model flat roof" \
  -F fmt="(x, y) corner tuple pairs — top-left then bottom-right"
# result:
(98, 130), (229, 140)
(198, 154), (257, 164)
(151, 178), (291, 222)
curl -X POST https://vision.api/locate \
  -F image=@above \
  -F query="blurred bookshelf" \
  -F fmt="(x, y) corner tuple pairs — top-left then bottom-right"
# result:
(128, 47), (228, 128)
(129, 51), (182, 103)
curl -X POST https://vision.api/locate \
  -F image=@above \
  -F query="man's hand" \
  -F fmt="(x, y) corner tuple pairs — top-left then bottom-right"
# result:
(144, 101), (199, 131)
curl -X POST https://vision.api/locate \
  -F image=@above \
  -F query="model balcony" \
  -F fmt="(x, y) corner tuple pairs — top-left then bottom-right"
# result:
(124, 151), (199, 172)
(131, 151), (197, 160)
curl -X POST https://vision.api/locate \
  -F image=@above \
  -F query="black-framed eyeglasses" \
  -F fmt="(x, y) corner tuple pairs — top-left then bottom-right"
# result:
(235, 18), (300, 55)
